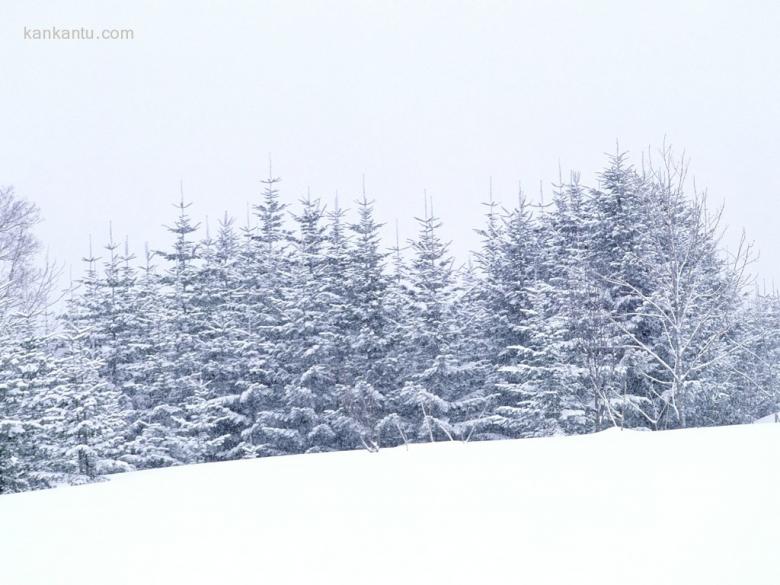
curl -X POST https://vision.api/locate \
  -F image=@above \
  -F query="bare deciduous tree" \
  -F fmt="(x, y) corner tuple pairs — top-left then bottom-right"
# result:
(0, 186), (58, 328)
(608, 149), (756, 428)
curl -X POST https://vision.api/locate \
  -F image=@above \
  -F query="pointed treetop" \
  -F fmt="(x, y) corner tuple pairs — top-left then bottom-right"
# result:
(262, 154), (281, 187)
(83, 233), (98, 263)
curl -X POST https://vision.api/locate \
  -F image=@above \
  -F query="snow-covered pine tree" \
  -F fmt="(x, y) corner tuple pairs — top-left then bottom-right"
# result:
(0, 324), (26, 493)
(500, 175), (593, 437)
(472, 188), (508, 367)
(581, 152), (658, 429)
(97, 227), (130, 391)
(118, 245), (161, 409)
(31, 251), (130, 484)
(43, 330), (128, 483)
(233, 168), (295, 457)
(727, 291), (780, 422)
(374, 221), (414, 447)
(0, 316), (47, 493)
(160, 194), (202, 397)
(0, 283), (24, 493)
(476, 187), (540, 439)
(391, 200), (463, 443)
(326, 190), (395, 451)
(121, 244), (184, 469)
(127, 193), (204, 466)
(184, 214), (254, 461)
(276, 195), (343, 453)
(446, 257), (501, 442)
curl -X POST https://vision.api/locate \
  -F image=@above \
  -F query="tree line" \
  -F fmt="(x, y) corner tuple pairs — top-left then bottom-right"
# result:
(1, 147), (778, 493)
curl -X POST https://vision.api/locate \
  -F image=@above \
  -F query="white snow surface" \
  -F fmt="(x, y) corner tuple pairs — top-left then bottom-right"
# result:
(755, 411), (780, 424)
(2, 424), (779, 585)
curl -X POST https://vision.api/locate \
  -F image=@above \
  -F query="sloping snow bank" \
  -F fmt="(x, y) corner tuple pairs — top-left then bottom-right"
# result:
(1, 424), (779, 585)
(755, 411), (779, 424)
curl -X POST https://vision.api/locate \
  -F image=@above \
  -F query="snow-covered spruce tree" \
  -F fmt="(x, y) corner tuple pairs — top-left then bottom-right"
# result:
(374, 221), (414, 447)
(272, 195), (341, 454)
(7, 325), (74, 491)
(120, 244), (178, 469)
(0, 288), (27, 493)
(233, 169), (295, 457)
(0, 325), (26, 493)
(96, 228), (135, 393)
(315, 198), (360, 450)
(325, 190), (403, 451)
(177, 217), (226, 460)
(474, 188), (540, 439)
(499, 175), (594, 437)
(728, 291), (780, 422)
(30, 252), (130, 484)
(446, 257), (502, 441)
(390, 203), (465, 443)
(580, 152), (658, 429)
(471, 192), (509, 368)
(125, 195), (204, 467)
(0, 317), (49, 492)
(183, 214), (254, 461)
(160, 195), (202, 400)
(118, 245), (160, 408)
(42, 332), (127, 483)
(64, 230), (154, 463)
(111, 238), (148, 409)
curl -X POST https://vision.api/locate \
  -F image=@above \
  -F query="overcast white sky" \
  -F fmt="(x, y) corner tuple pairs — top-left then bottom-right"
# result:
(2, 0), (779, 288)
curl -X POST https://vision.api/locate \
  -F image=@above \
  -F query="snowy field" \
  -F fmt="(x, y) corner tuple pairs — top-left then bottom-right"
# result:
(1, 424), (779, 585)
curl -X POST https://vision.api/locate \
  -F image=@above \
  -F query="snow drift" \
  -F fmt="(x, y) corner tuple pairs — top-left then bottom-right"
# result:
(1, 423), (779, 585)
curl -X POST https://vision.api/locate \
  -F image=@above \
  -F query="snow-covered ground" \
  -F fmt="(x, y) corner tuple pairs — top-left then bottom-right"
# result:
(1, 424), (779, 585)
(755, 411), (780, 424)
